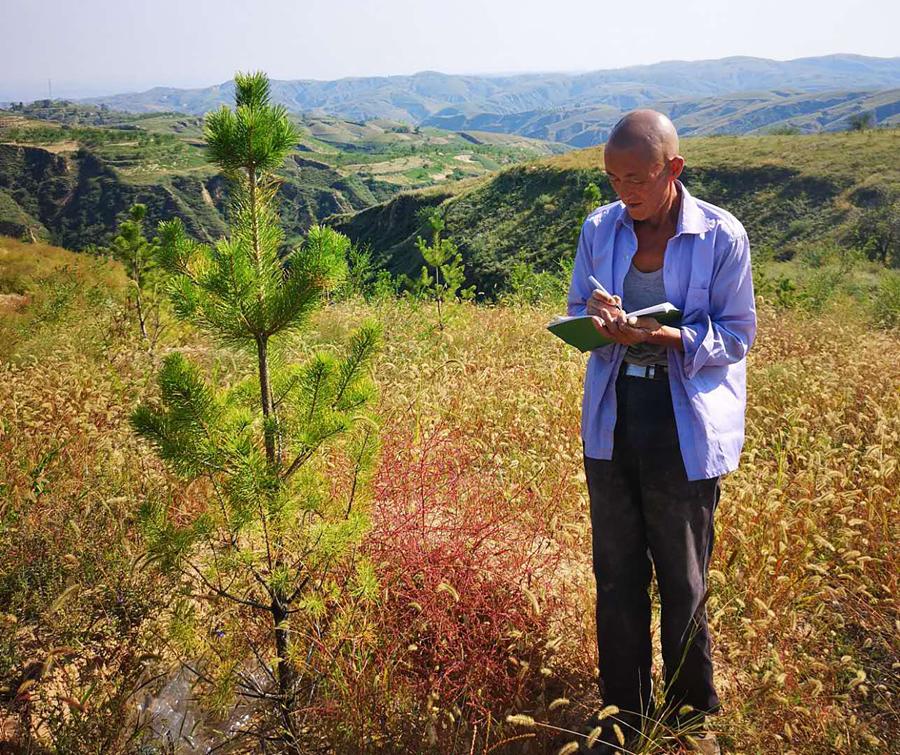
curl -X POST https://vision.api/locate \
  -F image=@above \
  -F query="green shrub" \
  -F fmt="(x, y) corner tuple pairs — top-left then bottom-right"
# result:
(872, 271), (900, 328)
(754, 267), (799, 310)
(501, 260), (568, 307)
(796, 240), (843, 269)
(799, 268), (844, 312)
(334, 242), (377, 300)
(851, 202), (900, 267)
(372, 269), (401, 300)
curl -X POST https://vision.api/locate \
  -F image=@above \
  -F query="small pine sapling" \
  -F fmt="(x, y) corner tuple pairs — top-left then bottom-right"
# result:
(341, 243), (377, 300)
(131, 72), (381, 751)
(111, 203), (160, 343)
(414, 207), (474, 329)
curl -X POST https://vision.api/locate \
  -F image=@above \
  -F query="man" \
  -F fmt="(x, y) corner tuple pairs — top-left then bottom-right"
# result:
(567, 110), (756, 754)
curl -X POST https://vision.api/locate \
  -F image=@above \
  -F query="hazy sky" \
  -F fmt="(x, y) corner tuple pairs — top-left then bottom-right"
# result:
(2, 0), (898, 101)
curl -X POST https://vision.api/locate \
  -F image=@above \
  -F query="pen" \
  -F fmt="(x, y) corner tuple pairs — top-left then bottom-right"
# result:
(588, 275), (622, 310)
(587, 275), (609, 297)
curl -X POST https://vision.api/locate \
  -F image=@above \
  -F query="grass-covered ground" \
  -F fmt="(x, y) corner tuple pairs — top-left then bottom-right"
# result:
(0, 235), (897, 753)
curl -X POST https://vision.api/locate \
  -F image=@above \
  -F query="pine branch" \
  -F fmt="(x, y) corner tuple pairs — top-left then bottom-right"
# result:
(184, 561), (270, 613)
(281, 422), (347, 481)
(344, 425), (376, 517)
(331, 323), (381, 410)
(303, 355), (331, 423)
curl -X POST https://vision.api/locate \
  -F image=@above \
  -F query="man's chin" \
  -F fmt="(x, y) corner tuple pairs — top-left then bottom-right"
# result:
(625, 204), (647, 220)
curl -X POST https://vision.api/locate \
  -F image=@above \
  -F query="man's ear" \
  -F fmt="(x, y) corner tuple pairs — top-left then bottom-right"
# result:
(669, 155), (685, 180)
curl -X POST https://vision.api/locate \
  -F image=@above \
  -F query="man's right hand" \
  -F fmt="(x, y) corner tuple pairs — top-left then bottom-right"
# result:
(586, 289), (624, 325)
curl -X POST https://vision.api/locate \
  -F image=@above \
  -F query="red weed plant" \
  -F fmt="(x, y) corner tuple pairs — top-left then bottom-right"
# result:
(359, 421), (566, 745)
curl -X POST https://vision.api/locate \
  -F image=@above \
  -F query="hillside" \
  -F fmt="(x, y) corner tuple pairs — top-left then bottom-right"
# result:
(329, 130), (900, 294)
(0, 141), (373, 250)
(0, 105), (564, 250)
(658, 88), (900, 135)
(0, 235), (130, 358)
(73, 55), (900, 146)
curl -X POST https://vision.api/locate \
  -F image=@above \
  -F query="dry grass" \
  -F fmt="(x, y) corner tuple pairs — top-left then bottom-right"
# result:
(0, 237), (126, 293)
(0, 278), (169, 750)
(1, 249), (897, 752)
(312, 298), (899, 753)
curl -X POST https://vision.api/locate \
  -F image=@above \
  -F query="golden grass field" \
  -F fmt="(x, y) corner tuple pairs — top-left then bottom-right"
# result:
(0, 236), (897, 753)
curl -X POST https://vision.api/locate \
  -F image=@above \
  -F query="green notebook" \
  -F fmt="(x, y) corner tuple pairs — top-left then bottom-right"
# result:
(546, 302), (682, 352)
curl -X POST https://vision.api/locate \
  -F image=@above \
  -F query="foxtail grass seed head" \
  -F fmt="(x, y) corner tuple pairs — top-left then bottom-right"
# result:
(598, 705), (620, 720)
(521, 584), (541, 615)
(436, 581), (460, 602)
(548, 697), (569, 711)
(557, 742), (579, 755)
(506, 714), (536, 728)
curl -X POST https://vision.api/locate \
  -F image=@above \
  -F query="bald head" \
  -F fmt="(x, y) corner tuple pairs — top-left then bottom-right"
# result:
(603, 110), (684, 223)
(606, 110), (679, 165)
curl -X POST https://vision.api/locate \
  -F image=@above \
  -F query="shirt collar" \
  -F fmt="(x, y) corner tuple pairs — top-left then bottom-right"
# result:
(616, 180), (708, 236)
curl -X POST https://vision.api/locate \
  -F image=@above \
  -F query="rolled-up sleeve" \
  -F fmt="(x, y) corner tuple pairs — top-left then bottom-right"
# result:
(680, 229), (757, 379)
(567, 219), (594, 317)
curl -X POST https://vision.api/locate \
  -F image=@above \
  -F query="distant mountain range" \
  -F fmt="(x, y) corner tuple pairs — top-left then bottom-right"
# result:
(426, 88), (900, 146)
(75, 54), (900, 145)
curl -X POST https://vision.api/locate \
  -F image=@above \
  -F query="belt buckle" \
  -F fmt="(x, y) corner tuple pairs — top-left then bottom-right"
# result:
(623, 363), (660, 379)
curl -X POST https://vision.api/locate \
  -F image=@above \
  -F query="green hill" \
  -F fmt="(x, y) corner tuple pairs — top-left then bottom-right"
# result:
(329, 130), (900, 294)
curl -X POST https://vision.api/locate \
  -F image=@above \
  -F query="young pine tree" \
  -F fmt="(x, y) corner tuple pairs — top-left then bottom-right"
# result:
(111, 203), (158, 342)
(414, 207), (474, 329)
(131, 72), (380, 750)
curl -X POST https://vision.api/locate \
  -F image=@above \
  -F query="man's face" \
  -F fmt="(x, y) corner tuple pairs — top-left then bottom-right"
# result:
(603, 145), (677, 222)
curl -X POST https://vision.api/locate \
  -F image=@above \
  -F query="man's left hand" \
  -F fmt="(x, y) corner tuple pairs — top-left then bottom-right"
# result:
(592, 314), (662, 346)
(631, 316), (662, 333)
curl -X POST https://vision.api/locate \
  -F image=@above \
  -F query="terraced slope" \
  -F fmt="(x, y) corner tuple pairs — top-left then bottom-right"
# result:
(0, 104), (565, 250)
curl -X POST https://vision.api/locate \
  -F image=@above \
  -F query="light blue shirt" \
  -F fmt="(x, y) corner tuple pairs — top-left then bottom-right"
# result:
(567, 181), (757, 481)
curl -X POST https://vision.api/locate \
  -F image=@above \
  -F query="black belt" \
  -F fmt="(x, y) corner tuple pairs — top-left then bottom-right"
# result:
(619, 361), (668, 380)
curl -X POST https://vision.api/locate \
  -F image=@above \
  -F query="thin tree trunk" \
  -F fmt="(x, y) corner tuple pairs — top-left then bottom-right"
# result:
(259, 336), (298, 749)
(273, 598), (299, 750)
(256, 335), (276, 464)
(436, 262), (444, 331)
(132, 258), (148, 340)
(135, 286), (148, 340)
(246, 127), (299, 752)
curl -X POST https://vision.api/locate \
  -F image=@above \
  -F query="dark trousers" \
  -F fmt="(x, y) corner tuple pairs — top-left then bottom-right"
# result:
(584, 369), (721, 720)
